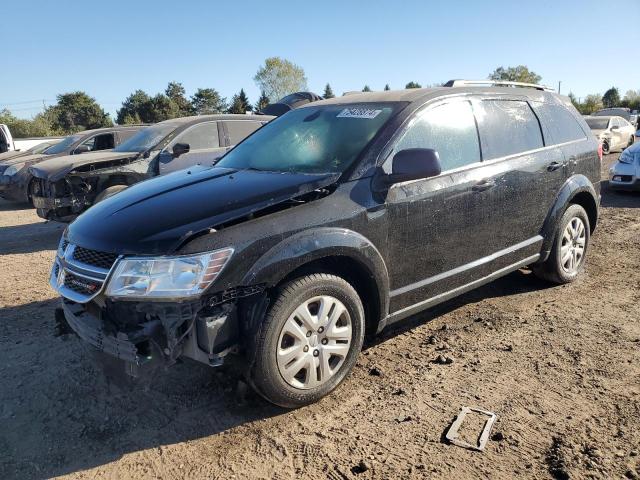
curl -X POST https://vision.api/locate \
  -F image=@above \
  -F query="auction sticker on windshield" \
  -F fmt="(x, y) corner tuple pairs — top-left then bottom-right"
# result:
(337, 108), (382, 119)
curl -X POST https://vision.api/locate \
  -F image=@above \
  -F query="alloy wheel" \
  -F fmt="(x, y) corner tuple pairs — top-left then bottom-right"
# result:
(276, 295), (352, 389)
(560, 217), (586, 273)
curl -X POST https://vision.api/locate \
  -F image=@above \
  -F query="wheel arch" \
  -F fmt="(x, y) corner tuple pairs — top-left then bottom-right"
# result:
(539, 174), (599, 261)
(241, 228), (390, 335)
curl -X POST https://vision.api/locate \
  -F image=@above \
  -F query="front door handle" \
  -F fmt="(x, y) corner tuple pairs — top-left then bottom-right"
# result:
(472, 179), (495, 192)
(547, 161), (565, 172)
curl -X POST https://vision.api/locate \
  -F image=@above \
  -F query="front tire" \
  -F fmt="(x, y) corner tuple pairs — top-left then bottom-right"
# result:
(248, 274), (365, 408)
(602, 140), (610, 155)
(533, 204), (590, 284)
(94, 184), (128, 203)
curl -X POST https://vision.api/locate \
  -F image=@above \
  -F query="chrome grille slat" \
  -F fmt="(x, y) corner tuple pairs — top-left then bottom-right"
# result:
(50, 242), (120, 303)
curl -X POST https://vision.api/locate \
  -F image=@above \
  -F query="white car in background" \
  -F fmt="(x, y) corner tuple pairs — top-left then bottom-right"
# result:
(0, 124), (62, 153)
(609, 130), (640, 190)
(584, 115), (636, 154)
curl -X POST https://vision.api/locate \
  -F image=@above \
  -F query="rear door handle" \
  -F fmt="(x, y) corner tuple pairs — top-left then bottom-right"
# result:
(547, 161), (565, 172)
(472, 179), (495, 192)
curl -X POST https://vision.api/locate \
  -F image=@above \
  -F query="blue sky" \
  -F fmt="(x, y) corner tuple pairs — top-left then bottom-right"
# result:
(1, 0), (639, 119)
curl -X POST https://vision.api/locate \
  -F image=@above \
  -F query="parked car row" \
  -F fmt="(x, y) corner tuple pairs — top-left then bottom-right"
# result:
(0, 125), (146, 203)
(47, 80), (603, 407)
(30, 115), (273, 221)
(0, 92), (323, 217)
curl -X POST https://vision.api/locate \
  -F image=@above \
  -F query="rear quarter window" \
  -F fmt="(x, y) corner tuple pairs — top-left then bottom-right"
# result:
(475, 100), (544, 159)
(225, 121), (264, 145)
(531, 102), (587, 145)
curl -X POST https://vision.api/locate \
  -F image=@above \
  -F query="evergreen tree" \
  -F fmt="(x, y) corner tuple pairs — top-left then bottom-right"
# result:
(323, 83), (335, 99)
(165, 81), (193, 116)
(254, 91), (270, 112)
(384, 84), (391, 91)
(191, 88), (227, 114)
(405, 81), (422, 89)
(362, 85), (372, 92)
(228, 89), (252, 114)
(602, 87), (621, 108)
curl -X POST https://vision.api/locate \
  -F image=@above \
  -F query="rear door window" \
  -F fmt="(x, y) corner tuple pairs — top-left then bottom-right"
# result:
(475, 100), (543, 159)
(225, 121), (264, 145)
(531, 102), (588, 145)
(391, 100), (481, 171)
(175, 122), (219, 149)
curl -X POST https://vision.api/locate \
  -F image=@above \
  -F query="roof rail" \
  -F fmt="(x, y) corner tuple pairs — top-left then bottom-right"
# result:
(443, 79), (556, 92)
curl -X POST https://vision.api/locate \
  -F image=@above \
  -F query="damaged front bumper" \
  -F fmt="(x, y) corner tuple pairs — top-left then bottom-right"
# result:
(33, 193), (92, 222)
(51, 252), (265, 375)
(56, 297), (242, 375)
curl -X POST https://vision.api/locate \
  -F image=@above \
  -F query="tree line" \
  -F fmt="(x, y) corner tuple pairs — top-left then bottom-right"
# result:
(568, 87), (640, 115)
(1, 60), (636, 138)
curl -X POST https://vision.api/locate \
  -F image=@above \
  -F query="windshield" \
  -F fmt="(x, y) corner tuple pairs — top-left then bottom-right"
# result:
(114, 124), (175, 153)
(45, 134), (82, 154)
(29, 142), (54, 154)
(217, 103), (398, 174)
(585, 118), (609, 130)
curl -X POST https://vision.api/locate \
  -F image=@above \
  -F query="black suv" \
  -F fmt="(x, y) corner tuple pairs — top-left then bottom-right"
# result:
(50, 82), (600, 407)
(30, 114), (272, 222)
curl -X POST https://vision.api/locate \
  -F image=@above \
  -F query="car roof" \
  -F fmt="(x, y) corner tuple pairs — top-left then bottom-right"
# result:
(157, 114), (274, 127)
(301, 86), (562, 108)
(584, 115), (622, 120)
(71, 125), (149, 136)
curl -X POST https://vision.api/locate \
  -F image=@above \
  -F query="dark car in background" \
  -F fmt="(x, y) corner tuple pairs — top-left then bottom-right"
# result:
(0, 126), (145, 204)
(51, 81), (600, 407)
(260, 92), (323, 116)
(0, 139), (60, 162)
(31, 114), (273, 222)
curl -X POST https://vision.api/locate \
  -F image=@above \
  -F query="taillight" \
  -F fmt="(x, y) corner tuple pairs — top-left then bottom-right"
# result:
(597, 142), (603, 162)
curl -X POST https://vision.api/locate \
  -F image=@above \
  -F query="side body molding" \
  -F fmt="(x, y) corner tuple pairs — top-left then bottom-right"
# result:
(241, 227), (390, 328)
(538, 174), (599, 262)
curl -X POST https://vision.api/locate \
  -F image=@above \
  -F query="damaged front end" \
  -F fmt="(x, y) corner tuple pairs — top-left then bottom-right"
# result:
(30, 154), (149, 222)
(51, 239), (265, 377)
(32, 175), (97, 222)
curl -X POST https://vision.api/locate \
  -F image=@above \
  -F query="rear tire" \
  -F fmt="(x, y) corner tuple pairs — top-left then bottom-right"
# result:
(533, 204), (590, 284)
(94, 184), (128, 203)
(248, 273), (365, 408)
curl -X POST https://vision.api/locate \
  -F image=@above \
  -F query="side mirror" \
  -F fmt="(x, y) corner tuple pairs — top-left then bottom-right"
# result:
(172, 143), (190, 158)
(73, 144), (91, 155)
(611, 125), (619, 131)
(388, 148), (442, 184)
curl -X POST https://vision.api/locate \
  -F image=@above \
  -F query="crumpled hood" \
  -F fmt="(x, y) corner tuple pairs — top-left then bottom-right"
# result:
(29, 150), (135, 182)
(67, 166), (340, 255)
(590, 129), (606, 137)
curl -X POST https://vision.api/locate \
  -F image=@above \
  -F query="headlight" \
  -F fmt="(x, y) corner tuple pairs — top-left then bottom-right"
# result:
(4, 163), (25, 176)
(619, 149), (639, 164)
(105, 247), (234, 299)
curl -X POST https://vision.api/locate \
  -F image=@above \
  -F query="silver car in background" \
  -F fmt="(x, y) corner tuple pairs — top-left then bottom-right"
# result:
(584, 115), (636, 154)
(609, 131), (640, 190)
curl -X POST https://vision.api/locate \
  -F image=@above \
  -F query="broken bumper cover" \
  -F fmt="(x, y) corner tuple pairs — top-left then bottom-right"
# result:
(61, 300), (142, 364)
(33, 193), (91, 220)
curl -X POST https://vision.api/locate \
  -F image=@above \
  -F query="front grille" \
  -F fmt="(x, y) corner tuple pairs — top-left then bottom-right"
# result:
(63, 271), (102, 296)
(72, 246), (118, 270)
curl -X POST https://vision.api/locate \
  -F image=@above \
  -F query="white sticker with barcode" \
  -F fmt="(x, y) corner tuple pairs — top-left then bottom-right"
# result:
(337, 108), (382, 119)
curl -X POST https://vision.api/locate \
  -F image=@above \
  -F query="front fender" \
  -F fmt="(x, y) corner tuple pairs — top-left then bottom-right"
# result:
(241, 227), (390, 321)
(539, 174), (599, 260)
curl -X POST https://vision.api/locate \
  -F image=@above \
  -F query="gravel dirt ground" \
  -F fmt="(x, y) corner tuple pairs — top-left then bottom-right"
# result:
(1, 153), (639, 480)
